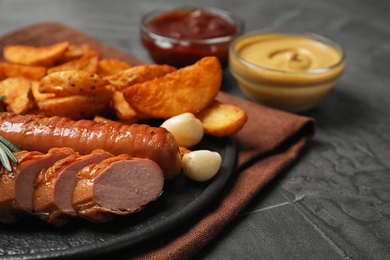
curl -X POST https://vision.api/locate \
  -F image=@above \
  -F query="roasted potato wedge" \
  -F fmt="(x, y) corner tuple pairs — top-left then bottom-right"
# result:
(123, 57), (222, 118)
(60, 44), (95, 63)
(39, 70), (109, 96)
(0, 62), (47, 81)
(106, 64), (176, 90)
(47, 59), (80, 74)
(110, 90), (137, 121)
(0, 77), (34, 114)
(37, 87), (113, 120)
(3, 42), (69, 67)
(47, 50), (99, 74)
(31, 80), (56, 102)
(195, 100), (248, 136)
(97, 59), (132, 77)
(72, 50), (99, 73)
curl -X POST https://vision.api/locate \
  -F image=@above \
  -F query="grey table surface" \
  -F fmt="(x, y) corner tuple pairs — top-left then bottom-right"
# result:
(1, 0), (390, 259)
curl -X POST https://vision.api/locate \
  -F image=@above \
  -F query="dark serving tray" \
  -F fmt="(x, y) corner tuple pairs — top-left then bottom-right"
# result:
(0, 134), (237, 259)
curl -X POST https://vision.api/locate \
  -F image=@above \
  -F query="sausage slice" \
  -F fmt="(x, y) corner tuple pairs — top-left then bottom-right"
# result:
(72, 154), (164, 223)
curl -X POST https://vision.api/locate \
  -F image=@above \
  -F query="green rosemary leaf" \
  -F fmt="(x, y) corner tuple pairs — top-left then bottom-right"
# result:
(0, 141), (18, 164)
(0, 142), (13, 172)
(0, 135), (20, 171)
(0, 135), (20, 152)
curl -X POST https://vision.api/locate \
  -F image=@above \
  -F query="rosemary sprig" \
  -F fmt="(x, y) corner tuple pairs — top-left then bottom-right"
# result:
(0, 135), (20, 172)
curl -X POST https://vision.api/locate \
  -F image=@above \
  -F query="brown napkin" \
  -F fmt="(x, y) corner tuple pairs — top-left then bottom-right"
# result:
(0, 23), (315, 259)
(133, 92), (315, 259)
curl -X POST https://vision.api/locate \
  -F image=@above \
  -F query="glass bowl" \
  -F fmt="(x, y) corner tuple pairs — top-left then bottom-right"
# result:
(140, 6), (244, 68)
(229, 30), (346, 112)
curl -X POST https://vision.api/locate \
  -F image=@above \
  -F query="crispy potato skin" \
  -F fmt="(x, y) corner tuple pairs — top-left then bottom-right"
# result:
(0, 77), (34, 114)
(47, 50), (99, 74)
(97, 59), (132, 77)
(0, 62), (47, 81)
(39, 70), (109, 96)
(3, 42), (69, 67)
(37, 87), (113, 120)
(105, 64), (176, 90)
(122, 57), (222, 118)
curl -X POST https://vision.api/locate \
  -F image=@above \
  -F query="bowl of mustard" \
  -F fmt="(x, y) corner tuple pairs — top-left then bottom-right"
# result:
(229, 30), (345, 112)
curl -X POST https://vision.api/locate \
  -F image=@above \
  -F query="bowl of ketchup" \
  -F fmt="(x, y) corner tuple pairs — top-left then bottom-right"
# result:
(140, 6), (244, 68)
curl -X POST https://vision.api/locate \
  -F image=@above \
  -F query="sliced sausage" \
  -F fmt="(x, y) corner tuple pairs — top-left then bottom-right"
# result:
(13, 147), (75, 214)
(0, 112), (182, 179)
(33, 149), (113, 225)
(72, 154), (164, 223)
(0, 151), (42, 223)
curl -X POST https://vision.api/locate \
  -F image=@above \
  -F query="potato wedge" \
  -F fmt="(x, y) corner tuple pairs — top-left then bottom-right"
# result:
(110, 90), (137, 120)
(31, 80), (56, 102)
(3, 42), (69, 67)
(0, 62), (47, 81)
(37, 87), (113, 120)
(47, 59), (80, 74)
(73, 50), (99, 73)
(106, 64), (176, 90)
(47, 50), (99, 74)
(39, 70), (109, 96)
(60, 44), (95, 63)
(195, 100), (248, 136)
(123, 57), (222, 118)
(0, 77), (34, 114)
(97, 59), (132, 77)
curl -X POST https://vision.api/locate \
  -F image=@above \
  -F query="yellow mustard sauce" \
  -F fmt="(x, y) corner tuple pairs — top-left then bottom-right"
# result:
(229, 33), (345, 112)
(239, 35), (341, 71)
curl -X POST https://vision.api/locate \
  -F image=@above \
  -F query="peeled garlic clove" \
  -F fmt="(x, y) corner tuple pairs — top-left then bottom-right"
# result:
(182, 150), (222, 182)
(161, 112), (204, 147)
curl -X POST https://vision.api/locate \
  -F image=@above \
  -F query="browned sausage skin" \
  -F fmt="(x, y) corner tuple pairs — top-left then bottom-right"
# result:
(0, 151), (42, 223)
(0, 112), (182, 179)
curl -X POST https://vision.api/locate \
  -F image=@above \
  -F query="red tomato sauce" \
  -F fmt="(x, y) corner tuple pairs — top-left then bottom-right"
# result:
(141, 8), (240, 68)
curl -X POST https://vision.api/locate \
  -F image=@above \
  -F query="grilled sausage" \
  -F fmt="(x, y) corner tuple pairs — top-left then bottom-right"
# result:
(0, 112), (182, 179)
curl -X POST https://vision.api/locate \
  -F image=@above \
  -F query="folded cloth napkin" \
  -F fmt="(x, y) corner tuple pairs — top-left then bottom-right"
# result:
(132, 92), (315, 259)
(0, 23), (315, 259)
